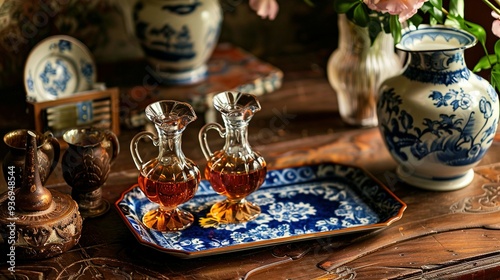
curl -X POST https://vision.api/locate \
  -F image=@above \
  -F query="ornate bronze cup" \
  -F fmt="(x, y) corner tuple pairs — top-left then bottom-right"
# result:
(62, 127), (119, 218)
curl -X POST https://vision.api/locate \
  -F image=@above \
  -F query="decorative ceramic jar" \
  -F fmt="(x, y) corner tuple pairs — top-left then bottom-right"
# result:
(133, 0), (222, 85)
(377, 25), (499, 191)
(327, 14), (402, 127)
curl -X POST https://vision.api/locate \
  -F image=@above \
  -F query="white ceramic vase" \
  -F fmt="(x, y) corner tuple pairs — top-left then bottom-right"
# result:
(133, 0), (222, 85)
(327, 14), (402, 127)
(377, 25), (499, 191)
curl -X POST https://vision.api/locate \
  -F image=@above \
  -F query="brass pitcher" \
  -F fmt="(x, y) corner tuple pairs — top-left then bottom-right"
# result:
(0, 130), (82, 259)
(2, 129), (60, 187)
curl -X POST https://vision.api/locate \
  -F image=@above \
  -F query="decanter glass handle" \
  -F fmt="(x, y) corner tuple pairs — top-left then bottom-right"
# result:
(198, 122), (225, 161)
(130, 131), (157, 171)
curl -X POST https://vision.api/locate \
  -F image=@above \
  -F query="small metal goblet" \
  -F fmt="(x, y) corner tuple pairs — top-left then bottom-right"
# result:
(61, 127), (119, 218)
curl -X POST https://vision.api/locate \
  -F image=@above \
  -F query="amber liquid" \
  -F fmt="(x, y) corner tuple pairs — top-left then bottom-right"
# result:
(205, 151), (267, 199)
(138, 175), (199, 209)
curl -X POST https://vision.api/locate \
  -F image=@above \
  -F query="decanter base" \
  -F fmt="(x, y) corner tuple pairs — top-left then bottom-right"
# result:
(200, 199), (261, 228)
(142, 207), (194, 232)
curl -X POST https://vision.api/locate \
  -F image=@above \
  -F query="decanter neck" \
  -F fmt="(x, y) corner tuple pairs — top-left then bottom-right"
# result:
(222, 117), (251, 154)
(157, 130), (186, 163)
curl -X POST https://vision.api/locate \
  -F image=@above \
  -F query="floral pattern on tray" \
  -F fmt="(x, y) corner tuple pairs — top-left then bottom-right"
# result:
(115, 162), (406, 258)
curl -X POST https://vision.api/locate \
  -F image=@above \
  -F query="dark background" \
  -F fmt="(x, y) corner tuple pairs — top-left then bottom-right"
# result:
(0, 0), (495, 146)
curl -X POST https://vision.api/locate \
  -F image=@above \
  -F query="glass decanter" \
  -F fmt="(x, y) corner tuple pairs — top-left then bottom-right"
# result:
(199, 91), (267, 227)
(130, 100), (201, 231)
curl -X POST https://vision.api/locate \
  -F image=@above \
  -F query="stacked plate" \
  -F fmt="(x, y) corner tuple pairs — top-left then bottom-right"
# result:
(24, 35), (97, 102)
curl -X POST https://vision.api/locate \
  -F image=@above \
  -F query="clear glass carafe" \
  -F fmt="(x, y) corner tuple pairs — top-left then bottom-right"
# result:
(199, 92), (267, 227)
(130, 100), (201, 231)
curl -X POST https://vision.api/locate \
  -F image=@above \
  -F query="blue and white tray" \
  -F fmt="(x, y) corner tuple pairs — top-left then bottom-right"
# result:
(115, 163), (406, 258)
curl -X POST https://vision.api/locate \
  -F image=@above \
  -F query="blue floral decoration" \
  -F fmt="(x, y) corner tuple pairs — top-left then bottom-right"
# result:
(378, 86), (497, 166)
(80, 60), (94, 83)
(404, 51), (470, 86)
(39, 59), (72, 97)
(58, 39), (72, 52)
(116, 163), (405, 257)
(26, 73), (34, 92)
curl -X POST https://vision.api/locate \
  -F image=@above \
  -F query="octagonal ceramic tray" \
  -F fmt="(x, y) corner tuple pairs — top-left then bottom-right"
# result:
(24, 35), (96, 102)
(115, 162), (406, 258)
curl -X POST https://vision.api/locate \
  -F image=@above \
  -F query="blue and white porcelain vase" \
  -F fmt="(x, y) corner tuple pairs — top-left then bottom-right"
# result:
(133, 0), (222, 85)
(377, 25), (499, 191)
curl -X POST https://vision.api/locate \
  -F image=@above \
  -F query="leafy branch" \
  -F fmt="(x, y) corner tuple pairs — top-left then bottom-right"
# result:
(332, 0), (500, 92)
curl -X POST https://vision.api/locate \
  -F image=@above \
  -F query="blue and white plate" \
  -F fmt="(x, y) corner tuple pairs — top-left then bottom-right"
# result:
(115, 162), (406, 258)
(24, 35), (96, 102)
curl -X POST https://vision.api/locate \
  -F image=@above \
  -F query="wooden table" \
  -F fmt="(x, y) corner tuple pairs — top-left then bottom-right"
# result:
(2, 54), (500, 279)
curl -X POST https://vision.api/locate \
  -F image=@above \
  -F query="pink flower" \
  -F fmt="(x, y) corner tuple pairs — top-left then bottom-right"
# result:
(363, 0), (428, 22)
(249, 0), (279, 20)
(492, 11), (500, 38)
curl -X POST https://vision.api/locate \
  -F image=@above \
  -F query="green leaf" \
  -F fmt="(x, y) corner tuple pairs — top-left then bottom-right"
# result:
(390, 15), (402, 43)
(428, 0), (443, 11)
(463, 21), (487, 47)
(367, 20), (382, 41)
(495, 39), (500, 63)
(448, 0), (464, 18)
(443, 12), (463, 29)
(351, 3), (369, 27)
(381, 18), (391, 34)
(408, 14), (423, 27)
(421, 2), (444, 23)
(333, 0), (359, 14)
(419, 3), (432, 13)
(491, 64), (500, 92)
(473, 54), (496, 72)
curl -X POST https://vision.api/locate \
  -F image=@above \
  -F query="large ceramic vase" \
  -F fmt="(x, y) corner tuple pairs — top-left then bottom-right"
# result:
(377, 25), (499, 191)
(327, 14), (402, 127)
(133, 0), (222, 85)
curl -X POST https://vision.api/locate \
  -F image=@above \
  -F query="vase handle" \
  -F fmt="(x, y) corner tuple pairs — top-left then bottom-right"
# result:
(198, 122), (225, 161)
(130, 131), (157, 172)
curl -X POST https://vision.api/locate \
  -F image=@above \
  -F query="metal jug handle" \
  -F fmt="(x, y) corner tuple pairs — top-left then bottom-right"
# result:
(198, 122), (225, 161)
(104, 130), (120, 164)
(42, 131), (60, 178)
(130, 131), (157, 171)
